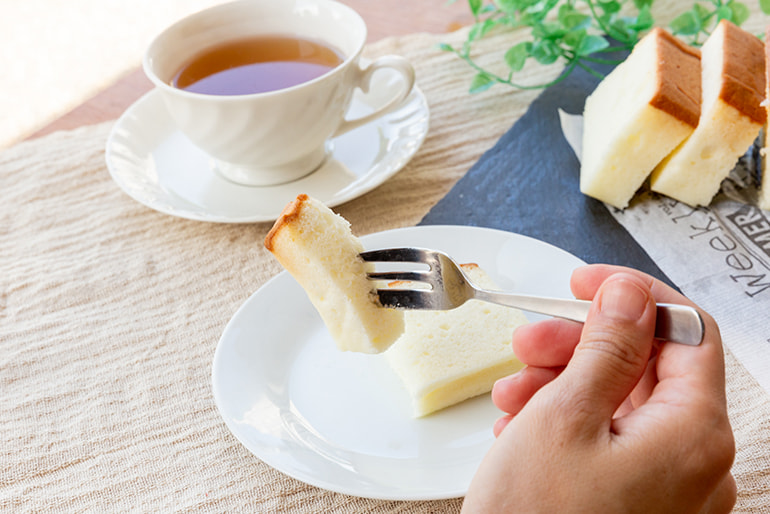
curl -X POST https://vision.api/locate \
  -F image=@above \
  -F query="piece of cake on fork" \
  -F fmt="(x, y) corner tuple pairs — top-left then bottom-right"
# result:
(264, 194), (404, 354)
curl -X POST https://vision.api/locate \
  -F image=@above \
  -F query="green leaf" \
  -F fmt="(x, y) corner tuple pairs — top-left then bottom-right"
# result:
(531, 39), (561, 64)
(540, 0), (562, 15)
(729, 2), (750, 25)
(504, 41), (532, 71)
(563, 29), (587, 49)
(608, 19), (635, 42)
(670, 11), (701, 35)
(469, 72), (496, 93)
(468, 23), (482, 42)
(558, 5), (591, 30)
(631, 6), (654, 30)
(761, 0), (770, 14)
(566, 13), (592, 30)
(520, 0), (560, 23)
(716, 5), (732, 21)
(468, 0), (483, 17)
(557, 3), (574, 18)
(497, 13), (522, 28)
(632, 0), (654, 9)
(532, 20), (568, 40)
(598, 0), (621, 15)
(692, 3), (710, 22)
(495, 0), (520, 14)
(468, 18), (498, 41)
(437, 42), (455, 53)
(576, 35), (610, 56)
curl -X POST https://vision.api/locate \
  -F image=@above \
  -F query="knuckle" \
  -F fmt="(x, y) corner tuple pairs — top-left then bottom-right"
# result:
(577, 325), (651, 376)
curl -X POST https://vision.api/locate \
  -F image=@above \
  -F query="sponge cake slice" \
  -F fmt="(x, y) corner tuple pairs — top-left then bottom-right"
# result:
(650, 20), (766, 207)
(385, 263), (528, 417)
(580, 28), (701, 209)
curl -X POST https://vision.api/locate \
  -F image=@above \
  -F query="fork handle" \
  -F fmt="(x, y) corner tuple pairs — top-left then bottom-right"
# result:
(471, 290), (704, 346)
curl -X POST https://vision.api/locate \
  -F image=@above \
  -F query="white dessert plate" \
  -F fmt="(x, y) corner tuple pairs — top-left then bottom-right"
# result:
(105, 73), (429, 223)
(212, 225), (586, 500)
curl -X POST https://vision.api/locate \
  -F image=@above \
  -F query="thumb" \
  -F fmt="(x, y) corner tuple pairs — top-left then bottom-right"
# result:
(555, 273), (656, 425)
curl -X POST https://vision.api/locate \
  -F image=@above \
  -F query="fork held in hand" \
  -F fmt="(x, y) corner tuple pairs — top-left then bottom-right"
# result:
(360, 247), (704, 346)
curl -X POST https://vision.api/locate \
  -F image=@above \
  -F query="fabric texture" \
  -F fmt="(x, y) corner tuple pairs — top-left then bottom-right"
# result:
(2, 21), (770, 512)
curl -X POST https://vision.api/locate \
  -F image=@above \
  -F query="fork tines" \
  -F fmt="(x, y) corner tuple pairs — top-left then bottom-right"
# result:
(360, 248), (435, 284)
(360, 248), (442, 309)
(359, 247), (432, 263)
(361, 247), (456, 310)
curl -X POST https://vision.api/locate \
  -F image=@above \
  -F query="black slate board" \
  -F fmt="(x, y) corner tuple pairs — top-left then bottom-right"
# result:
(420, 50), (675, 288)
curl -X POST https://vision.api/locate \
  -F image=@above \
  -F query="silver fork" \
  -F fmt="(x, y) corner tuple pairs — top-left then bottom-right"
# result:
(360, 247), (704, 346)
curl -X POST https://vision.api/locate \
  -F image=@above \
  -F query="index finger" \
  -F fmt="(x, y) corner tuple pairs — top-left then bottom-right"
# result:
(571, 264), (694, 307)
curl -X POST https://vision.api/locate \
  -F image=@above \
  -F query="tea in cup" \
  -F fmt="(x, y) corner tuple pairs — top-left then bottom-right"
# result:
(143, 0), (416, 186)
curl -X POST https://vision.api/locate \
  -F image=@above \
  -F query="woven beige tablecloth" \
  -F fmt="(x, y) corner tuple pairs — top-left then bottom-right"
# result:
(3, 18), (770, 513)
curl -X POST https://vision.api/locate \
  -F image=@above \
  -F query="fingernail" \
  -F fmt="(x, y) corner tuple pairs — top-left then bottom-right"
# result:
(598, 278), (648, 322)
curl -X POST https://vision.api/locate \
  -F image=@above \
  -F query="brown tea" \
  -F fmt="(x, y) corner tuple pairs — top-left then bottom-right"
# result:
(171, 35), (344, 95)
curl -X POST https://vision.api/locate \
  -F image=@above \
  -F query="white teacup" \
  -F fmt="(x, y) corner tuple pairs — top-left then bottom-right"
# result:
(143, 0), (415, 186)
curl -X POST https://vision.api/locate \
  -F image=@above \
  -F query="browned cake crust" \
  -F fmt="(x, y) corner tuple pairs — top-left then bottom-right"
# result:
(648, 28), (702, 128)
(264, 193), (308, 252)
(718, 20), (766, 124)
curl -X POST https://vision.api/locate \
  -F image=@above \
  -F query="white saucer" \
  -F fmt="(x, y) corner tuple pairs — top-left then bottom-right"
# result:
(212, 225), (586, 500)
(105, 78), (429, 223)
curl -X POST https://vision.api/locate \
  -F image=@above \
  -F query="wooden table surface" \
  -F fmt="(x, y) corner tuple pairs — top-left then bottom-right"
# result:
(30, 0), (473, 140)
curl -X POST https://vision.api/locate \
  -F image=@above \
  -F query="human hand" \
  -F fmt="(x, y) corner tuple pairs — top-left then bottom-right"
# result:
(462, 265), (736, 513)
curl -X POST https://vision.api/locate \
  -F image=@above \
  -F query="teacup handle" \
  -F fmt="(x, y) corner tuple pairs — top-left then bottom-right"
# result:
(334, 56), (416, 137)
